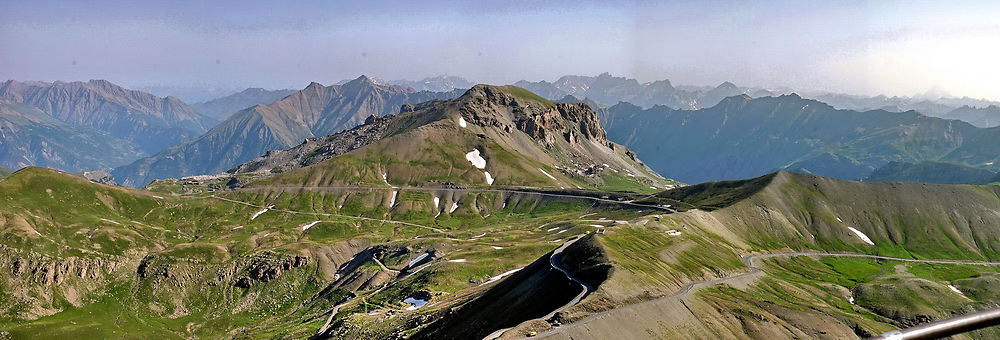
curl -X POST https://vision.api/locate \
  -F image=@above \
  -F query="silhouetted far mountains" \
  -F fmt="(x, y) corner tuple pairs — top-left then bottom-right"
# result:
(599, 94), (1000, 184)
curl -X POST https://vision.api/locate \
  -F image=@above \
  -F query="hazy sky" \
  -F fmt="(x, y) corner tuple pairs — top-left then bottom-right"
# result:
(2, 0), (999, 100)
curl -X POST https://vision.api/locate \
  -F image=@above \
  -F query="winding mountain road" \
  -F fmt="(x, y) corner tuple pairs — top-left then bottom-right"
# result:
(209, 194), (445, 233)
(526, 252), (1000, 339)
(230, 185), (675, 212)
(483, 235), (594, 340)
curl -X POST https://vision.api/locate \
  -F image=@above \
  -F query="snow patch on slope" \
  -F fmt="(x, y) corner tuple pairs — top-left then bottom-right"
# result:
(458, 116), (467, 128)
(301, 221), (320, 231)
(480, 268), (521, 286)
(538, 168), (557, 181)
(466, 149), (486, 169)
(484, 171), (494, 185)
(249, 205), (274, 221)
(847, 226), (875, 245)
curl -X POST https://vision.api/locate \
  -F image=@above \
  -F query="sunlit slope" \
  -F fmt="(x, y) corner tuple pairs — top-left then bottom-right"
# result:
(253, 85), (674, 192)
(644, 171), (1000, 260)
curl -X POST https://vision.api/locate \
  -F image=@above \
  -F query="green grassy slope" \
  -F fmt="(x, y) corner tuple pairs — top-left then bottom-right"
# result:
(0, 166), (639, 338)
(867, 160), (998, 184)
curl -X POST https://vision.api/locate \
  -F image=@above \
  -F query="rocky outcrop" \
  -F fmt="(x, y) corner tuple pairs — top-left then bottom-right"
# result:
(234, 253), (309, 288)
(7, 254), (121, 285)
(81, 170), (117, 185)
(460, 85), (611, 148)
(228, 114), (394, 174)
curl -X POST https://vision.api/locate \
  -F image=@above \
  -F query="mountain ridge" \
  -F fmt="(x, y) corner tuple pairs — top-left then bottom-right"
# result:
(600, 93), (1000, 183)
(242, 84), (672, 191)
(0, 79), (211, 154)
(112, 76), (463, 187)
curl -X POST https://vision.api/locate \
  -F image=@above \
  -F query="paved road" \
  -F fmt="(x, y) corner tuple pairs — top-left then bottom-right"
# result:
(526, 251), (1000, 339)
(483, 235), (593, 340)
(231, 185), (675, 212)
(209, 194), (445, 233)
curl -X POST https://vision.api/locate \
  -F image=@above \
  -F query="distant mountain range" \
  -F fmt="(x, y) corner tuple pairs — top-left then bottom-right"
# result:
(513, 73), (766, 109)
(940, 105), (1000, 128)
(389, 75), (476, 92)
(191, 88), (297, 122)
(0, 80), (212, 155)
(112, 76), (462, 187)
(0, 100), (143, 171)
(4, 73), (1000, 188)
(600, 93), (1000, 184)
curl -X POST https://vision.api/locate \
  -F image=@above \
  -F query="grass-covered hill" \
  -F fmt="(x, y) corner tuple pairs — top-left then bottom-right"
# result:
(247, 84), (675, 192)
(644, 170), (1000, 260)
(516, 170), (1000, 339)
(600, 94), (1000, 184)
(4, 164), (1000, 339)
(867, 160), (1000, 184)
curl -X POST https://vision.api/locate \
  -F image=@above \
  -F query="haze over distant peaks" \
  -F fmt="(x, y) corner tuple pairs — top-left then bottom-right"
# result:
(191, 87), (297, 122)
(390, 75), (476, 92)
(112, 75), (462, 187)
(514, 73), (758, 109)
(0, 79), (211, 154)
(601, 93), (1000, 183)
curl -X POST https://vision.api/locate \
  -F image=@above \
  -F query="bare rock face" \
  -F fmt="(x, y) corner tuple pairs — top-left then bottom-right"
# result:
(6, 253), (120, 285)
(234, 254), (309, 288)
(459, 85), (611, 148)
(1, 246), (132, 320)
(81, 170), (117, 186)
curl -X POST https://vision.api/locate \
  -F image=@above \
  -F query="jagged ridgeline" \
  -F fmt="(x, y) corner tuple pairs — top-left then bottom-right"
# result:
(240, 84), (674, 191)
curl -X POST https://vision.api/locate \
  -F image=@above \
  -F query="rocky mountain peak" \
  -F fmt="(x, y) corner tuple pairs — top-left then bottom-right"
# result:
(716, 81), (738, 90)
(304, 81), (325, 90)
(457, 85), (609, 147)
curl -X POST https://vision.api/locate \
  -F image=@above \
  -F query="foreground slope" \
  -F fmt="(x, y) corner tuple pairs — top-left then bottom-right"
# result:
(112, 76), (460, 187)
(494, 171), (1000, 339)
(0, 166), (640, 338)
(602, 94), (1000, 183)
(4, 166), (1000, 339)
(245, 84), (673, 191)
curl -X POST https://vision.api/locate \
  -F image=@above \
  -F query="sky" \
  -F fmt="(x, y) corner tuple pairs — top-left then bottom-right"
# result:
(2, 0), (999, 101)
